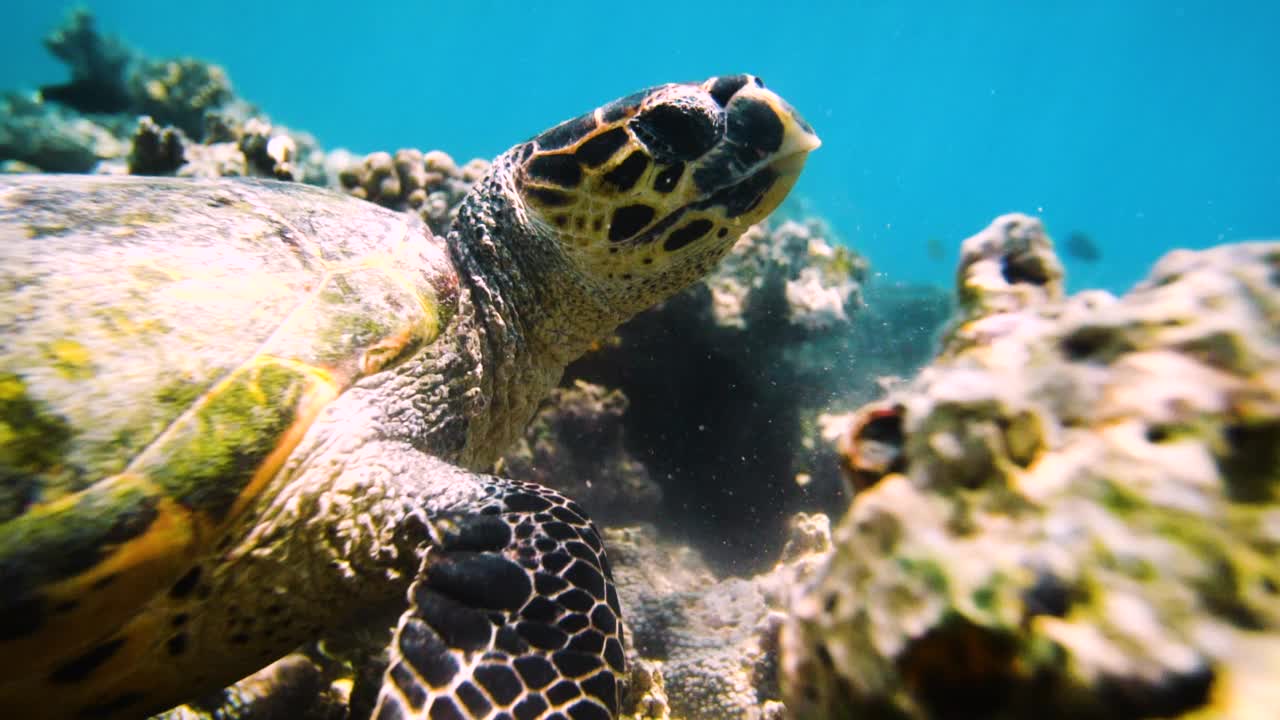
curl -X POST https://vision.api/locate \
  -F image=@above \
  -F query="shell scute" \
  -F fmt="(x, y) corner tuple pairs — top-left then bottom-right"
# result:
(135, 357), (337, 522)
(0, 176), (453, 699)
(0, 177), (446, 520)
(0, 477), (198, 679)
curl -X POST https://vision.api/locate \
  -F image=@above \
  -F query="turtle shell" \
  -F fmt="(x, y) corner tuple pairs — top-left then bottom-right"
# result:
(0, 175), (452, 683)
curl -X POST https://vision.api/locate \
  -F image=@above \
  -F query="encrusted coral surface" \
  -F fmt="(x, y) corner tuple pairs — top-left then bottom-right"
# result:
(782, 214), (1280, 720)
(609, 515), (833, 720)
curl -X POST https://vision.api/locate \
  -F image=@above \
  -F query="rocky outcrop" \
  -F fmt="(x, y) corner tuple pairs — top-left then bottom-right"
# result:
(782, 214), (1280, 720)
(609, 514), (833, 719)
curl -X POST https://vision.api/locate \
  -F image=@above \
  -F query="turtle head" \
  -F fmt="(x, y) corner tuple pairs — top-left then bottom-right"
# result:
(508, 74), (820, 316)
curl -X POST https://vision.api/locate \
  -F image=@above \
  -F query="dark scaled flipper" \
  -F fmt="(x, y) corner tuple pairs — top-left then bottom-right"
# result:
(374, 477), (625, 720)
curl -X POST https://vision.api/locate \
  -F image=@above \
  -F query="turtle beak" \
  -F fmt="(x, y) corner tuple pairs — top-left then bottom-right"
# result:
(692, 74), (820, 195)
(678, 75), (818, 224)
(771, 102), (821, 176)
(731, 79), (821, 177)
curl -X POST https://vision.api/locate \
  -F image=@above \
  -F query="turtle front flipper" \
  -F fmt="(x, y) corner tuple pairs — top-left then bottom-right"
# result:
(374, 476), (625, 720)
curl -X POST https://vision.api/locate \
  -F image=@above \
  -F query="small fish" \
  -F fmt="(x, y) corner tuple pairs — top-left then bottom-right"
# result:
(1064, 231), (1101, 263)
(926, 237), (945, 262)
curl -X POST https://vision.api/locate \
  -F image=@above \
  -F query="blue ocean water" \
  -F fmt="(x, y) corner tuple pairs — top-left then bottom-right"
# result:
(5, 0), (1278, 293)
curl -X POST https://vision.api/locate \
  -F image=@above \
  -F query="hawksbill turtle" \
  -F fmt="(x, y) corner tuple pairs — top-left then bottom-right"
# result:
(0, 74), (818, 719)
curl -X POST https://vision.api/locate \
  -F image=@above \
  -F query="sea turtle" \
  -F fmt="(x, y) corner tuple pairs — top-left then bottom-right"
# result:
(0, 74), (819, 719)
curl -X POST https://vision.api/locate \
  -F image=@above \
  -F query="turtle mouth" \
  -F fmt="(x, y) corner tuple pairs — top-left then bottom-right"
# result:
(768, 145), (816, 179)
(768, 102), (823, 174)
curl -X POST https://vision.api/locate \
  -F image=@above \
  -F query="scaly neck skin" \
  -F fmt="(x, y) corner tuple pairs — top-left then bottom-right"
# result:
(446, 156), (625, 465)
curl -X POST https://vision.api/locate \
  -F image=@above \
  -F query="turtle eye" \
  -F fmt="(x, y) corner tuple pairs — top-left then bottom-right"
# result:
(630, 101), (722, 164)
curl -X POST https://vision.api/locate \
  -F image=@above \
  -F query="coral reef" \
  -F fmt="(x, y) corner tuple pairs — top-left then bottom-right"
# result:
(0, 92), (130, 172)
(129, 116), (185, 175)
(39, 9), (230, 138)
(702, 219), (867, 331)
(608, 514), (833, 719)
(126, 57), (232, 139)
(501, 380), (663, 525)
(568, 219), (947, 572)
(782, 214), (1280, 720)
(3, 9), (502, 228)
(0, 10), (349, 187)
(37, 8), (134, 116)
(335, 148), (490, 235)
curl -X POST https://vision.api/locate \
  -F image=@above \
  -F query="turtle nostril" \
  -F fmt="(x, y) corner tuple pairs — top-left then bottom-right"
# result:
(753, 76), (765, 88)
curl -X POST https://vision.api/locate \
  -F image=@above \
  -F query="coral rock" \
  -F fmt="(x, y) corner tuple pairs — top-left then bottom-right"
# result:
(610, 515), (832, 719)
(0, 92), (129, 172)
(128, 58), (232, 138)
(336, 148), (488, 235)
(622, 659), (673, 720)
(782, 217), (1280, 720)
(956, 212), (1065, 318)
(38, 9), (133, 115)
(705, 218), (867, 331)
(128, 116), (186, 176)
(39, 8), (231, 139)
(238, 118), (299, 180)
